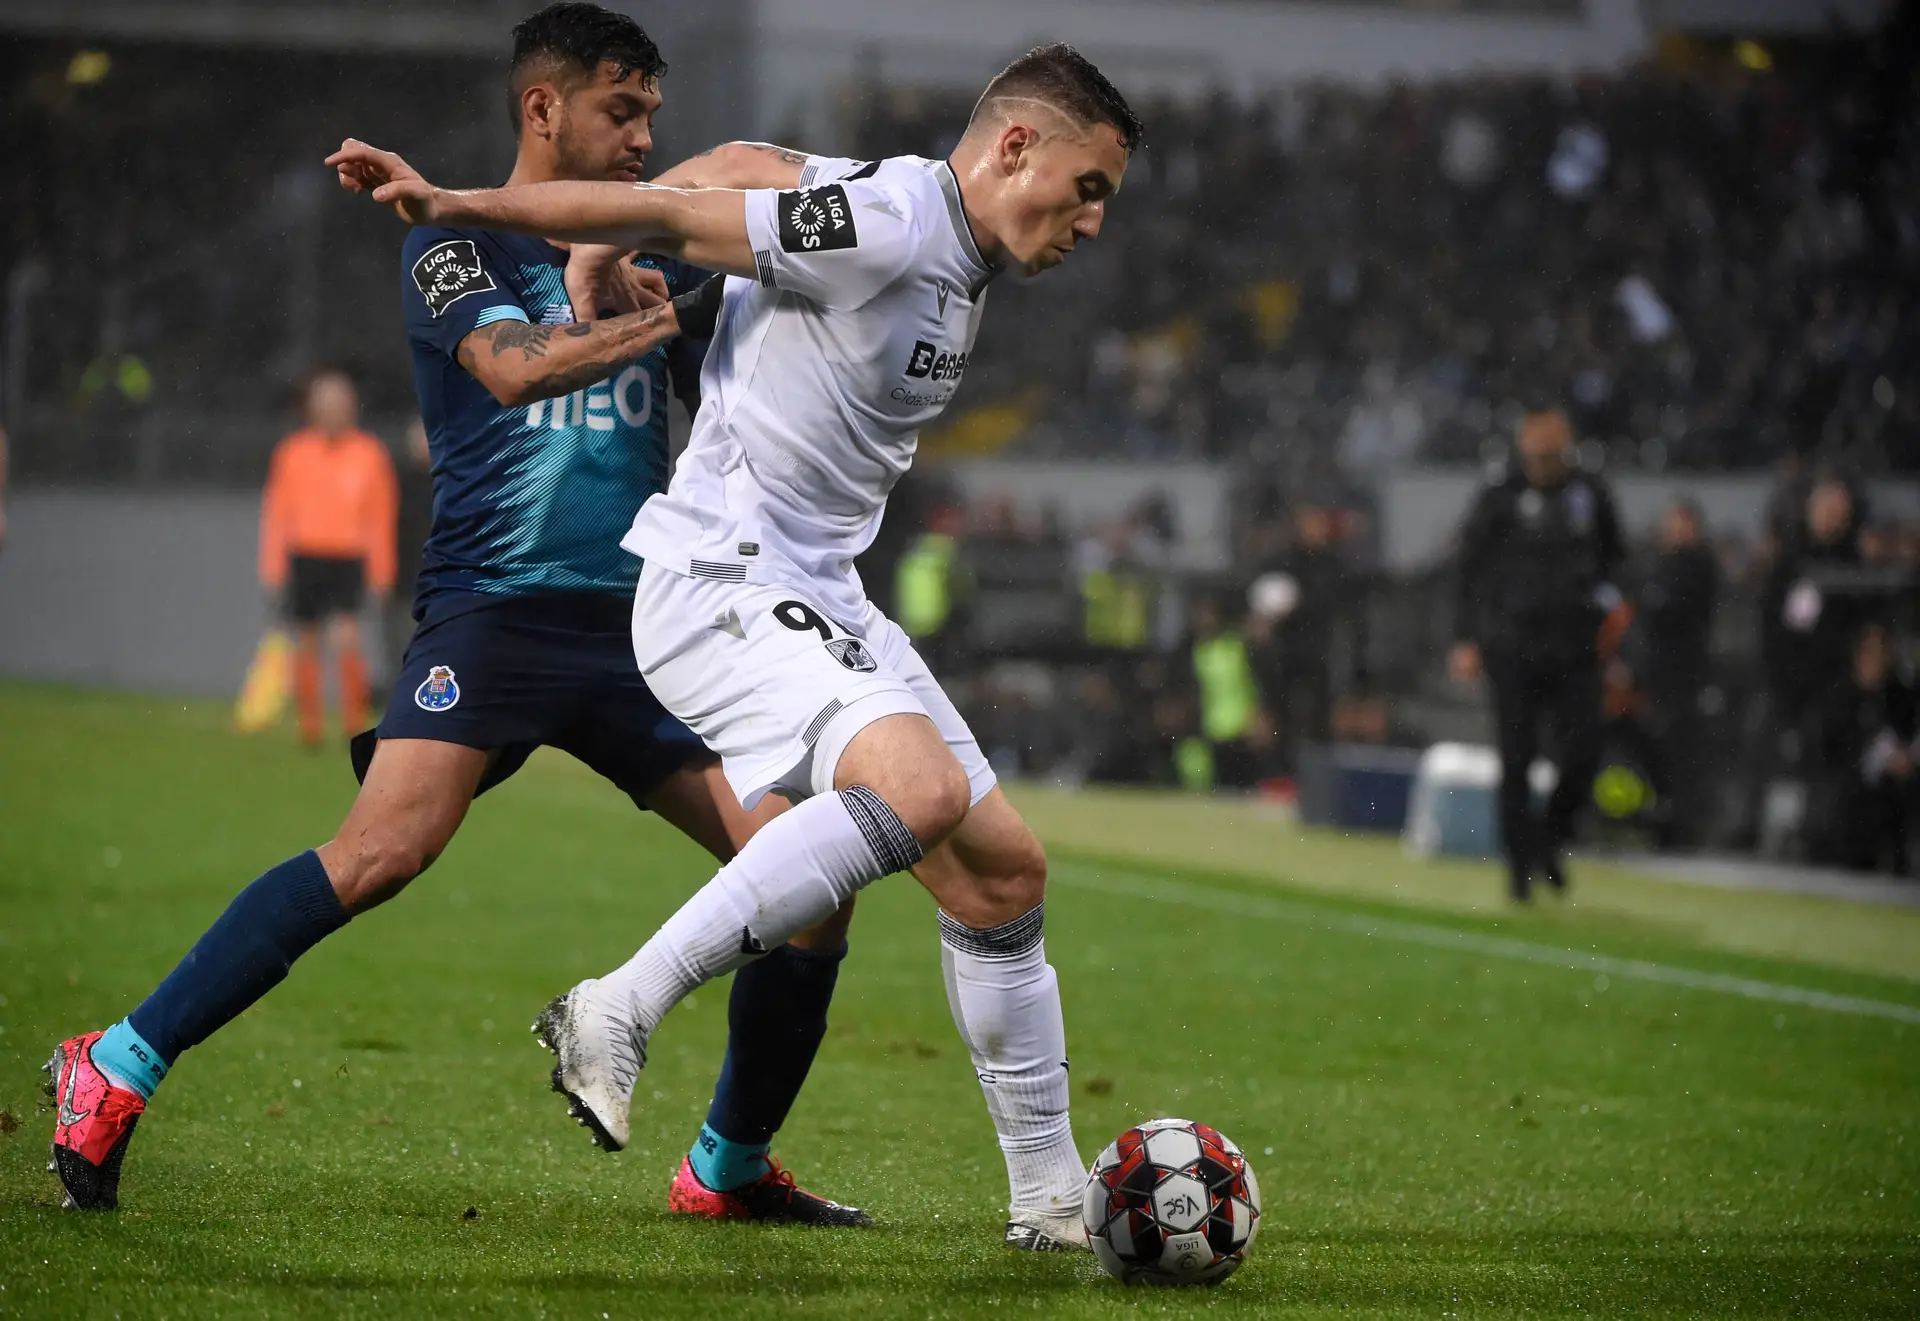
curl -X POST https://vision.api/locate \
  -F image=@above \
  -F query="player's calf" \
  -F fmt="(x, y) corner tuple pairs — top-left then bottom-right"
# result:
(315, 828), (442, 914)
(916, 793), (1089, 1247)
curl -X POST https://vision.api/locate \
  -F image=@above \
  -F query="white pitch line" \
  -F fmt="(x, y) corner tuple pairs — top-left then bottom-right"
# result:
(1050, 862), (1920, 1026)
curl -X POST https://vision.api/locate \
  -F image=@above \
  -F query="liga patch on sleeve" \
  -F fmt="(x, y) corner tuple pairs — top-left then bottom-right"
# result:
(411, 239), (497, 318)
(777, 185), (858, 254)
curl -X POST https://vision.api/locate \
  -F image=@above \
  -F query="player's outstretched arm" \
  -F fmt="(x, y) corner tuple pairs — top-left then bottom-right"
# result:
(453, 275), (723, 409)
(455, 304), (678, 409)
(652, 141), (809, 191)
(327, 140), (756, 278)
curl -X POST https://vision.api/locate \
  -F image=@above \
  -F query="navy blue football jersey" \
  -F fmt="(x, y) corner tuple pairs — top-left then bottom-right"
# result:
(401, 226), (706, 608)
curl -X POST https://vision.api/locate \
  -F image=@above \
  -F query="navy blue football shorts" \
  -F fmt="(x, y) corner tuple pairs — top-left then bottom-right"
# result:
(349, 589), (711, 804)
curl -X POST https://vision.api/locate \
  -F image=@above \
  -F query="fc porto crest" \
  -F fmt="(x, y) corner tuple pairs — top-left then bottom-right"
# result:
(415, 664), (461, 712)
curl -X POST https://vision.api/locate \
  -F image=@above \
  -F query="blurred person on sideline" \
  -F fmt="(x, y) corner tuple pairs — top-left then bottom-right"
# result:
(389, 419), (436, 676)
(893, 501), (972, 675)
(1764, 476), (1864, 739)
(259, 368), (398, 746)
(1189, 594), (1266, 789)
(1451, 405), (1622, 901)
(1808, 622), (1916, 874)
(1637, 498), (1719, 847)
(1244, 504), (1342, 775)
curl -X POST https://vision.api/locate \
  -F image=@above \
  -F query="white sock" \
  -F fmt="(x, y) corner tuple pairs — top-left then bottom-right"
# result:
(604, 786), (920, 1035)
(940, 904), (1086, 1214)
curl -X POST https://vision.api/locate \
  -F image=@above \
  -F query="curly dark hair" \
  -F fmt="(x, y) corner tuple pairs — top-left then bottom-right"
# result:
(507, 3), (667, 134)
(971, 43), (1143, 150)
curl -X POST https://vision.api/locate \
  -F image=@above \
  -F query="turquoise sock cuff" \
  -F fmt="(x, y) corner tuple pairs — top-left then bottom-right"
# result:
(690, 1123), (771, 1192)
(95, 1019), (168, 1100)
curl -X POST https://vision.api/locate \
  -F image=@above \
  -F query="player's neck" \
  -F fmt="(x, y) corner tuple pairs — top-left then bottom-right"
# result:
(945, 151), (1006, 267)
(505, 150), (567, 188)
(507, 154), (582, 251)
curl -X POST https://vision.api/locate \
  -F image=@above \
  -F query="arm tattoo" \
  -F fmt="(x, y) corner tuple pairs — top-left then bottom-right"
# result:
(685, 141), (807, 167)
(457, 319), (591, 373)
(745, 143), (809, 166)
(493, 320), (591, 360)
(459, 306), (670, 399)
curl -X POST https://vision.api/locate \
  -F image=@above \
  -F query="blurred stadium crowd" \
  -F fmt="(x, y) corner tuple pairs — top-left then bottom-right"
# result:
(875, 455), (1917, 872)
(861, 40), (1920, 482)
(2, 23), (1915, 870)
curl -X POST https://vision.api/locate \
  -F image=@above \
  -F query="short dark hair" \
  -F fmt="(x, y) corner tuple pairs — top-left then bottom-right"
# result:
(971, 43), (1143, 151)
(508, 3), (667, 135)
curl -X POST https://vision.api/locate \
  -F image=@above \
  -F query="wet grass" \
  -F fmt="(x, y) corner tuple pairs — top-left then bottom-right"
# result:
(2, 684), (1916, 1318)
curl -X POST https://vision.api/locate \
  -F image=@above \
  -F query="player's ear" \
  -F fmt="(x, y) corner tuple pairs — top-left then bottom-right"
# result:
(997, 122), (1037, 175)
(521, 82), (561, 142)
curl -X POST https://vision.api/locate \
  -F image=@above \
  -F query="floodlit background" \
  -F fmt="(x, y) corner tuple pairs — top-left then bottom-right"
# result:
(0, 0), (1914, 866)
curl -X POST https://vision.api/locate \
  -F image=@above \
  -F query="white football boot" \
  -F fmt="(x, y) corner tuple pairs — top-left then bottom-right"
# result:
(1004, 1200), (1091, 1252)
(532, 980), (645, 1152)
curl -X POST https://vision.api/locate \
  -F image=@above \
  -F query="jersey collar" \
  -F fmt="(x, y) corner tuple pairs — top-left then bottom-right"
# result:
(936, 161), (997, 295)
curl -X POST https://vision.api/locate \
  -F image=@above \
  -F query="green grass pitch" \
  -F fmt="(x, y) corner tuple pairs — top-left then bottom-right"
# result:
(2, 683), (1917, 1318)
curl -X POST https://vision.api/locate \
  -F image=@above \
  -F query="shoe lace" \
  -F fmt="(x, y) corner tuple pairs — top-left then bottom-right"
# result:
(95, 1086), (145, 1127)
(760, 1158), (799, 1203)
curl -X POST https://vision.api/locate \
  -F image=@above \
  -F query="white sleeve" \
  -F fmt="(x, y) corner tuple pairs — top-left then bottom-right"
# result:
(798, 155), (869, 187)
(743, 175), (919, 312)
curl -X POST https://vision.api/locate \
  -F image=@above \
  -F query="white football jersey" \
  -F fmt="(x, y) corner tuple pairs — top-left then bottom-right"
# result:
(620, 154), (995, 624)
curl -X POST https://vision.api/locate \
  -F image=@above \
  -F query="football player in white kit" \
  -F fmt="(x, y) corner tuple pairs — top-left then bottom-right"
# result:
(331, 43), (1138, 1250)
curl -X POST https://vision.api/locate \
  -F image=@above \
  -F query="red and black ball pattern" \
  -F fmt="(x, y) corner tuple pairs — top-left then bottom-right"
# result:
(1081, 1117), (1262, 1285)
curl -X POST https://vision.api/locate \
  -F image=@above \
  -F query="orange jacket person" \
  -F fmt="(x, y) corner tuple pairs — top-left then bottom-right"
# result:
(260, 369), (398, 745)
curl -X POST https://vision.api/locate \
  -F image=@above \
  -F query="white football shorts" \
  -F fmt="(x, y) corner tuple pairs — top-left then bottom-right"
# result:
(631, 560), (996, 811)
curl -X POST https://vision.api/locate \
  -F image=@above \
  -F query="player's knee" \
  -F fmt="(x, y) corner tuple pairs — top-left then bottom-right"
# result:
(1006, 829), (1048, 909)
(982, 829), (1048, 923)
(932, 825), (1047, 930)
(318, 830), (440, 914)
(891, 759), (971, 848)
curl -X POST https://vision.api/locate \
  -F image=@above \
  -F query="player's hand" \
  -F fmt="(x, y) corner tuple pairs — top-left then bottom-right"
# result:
(668, 274), (727, 340)
(564, 245), (669, 321)
(325, 139), (438, 225)
(1448, 640), (1482, 685)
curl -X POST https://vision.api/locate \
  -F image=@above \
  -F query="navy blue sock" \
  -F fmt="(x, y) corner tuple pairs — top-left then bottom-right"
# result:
(127, 850), (349, 1067)
(701, 941), (845, 1154)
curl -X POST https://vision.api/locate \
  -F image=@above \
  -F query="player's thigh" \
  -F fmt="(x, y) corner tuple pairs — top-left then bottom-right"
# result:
(317, 737), (489, 913)
(644, 757), (788, 863)
(910, 786), (1047, 929)
(832, 712), (973, 848)
(634, 564), (945, 814)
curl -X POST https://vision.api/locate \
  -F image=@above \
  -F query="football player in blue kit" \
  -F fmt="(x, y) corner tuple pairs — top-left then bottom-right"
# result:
(47, 3), (864, 1225)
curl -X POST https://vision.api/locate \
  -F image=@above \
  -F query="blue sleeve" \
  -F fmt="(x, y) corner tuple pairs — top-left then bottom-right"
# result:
(402, 229), (530, 358)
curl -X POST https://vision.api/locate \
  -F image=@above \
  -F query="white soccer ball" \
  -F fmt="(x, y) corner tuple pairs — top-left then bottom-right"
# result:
(1081, 1117), (1262, 1286)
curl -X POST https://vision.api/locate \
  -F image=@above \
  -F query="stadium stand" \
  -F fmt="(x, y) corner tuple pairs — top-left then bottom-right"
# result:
(3, 24), (1914, 864)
